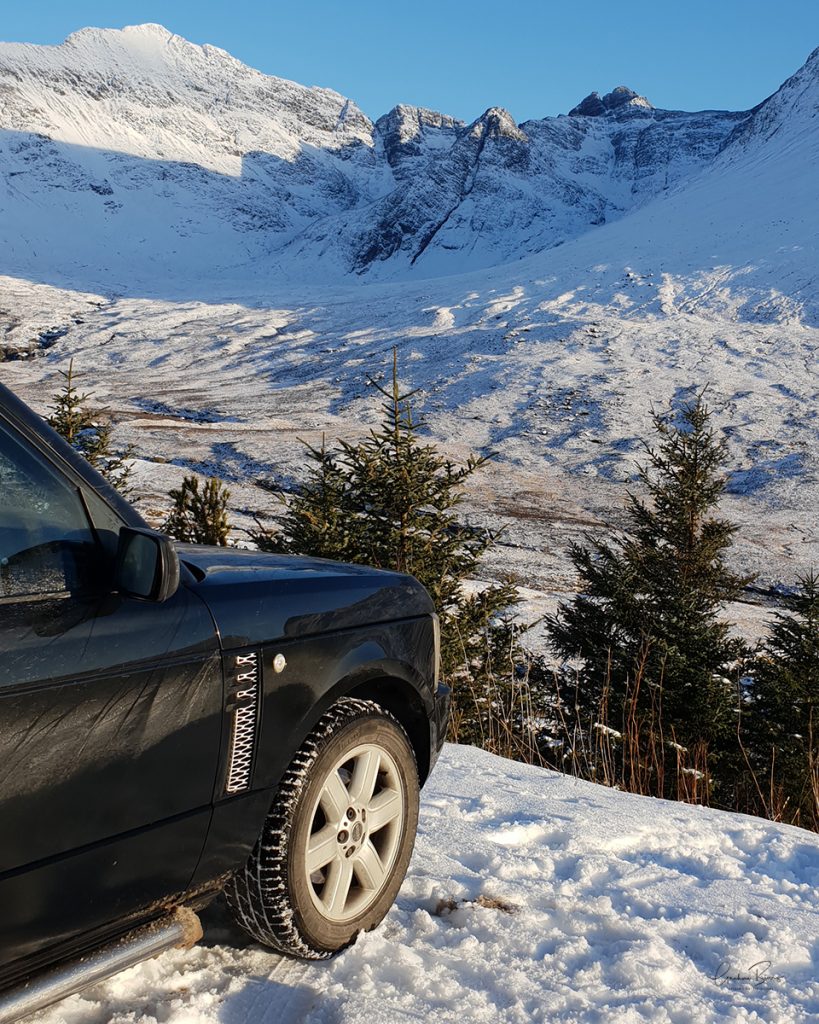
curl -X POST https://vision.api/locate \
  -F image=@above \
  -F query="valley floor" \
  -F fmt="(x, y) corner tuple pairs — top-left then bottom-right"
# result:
(2, 265), (816, 644)
(38, 744), (819, 1024)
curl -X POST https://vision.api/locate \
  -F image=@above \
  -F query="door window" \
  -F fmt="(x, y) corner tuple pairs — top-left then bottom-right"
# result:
(0, 421), (99, 599)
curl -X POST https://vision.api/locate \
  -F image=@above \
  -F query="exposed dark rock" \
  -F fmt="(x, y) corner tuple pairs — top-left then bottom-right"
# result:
(376, 105), (463, 169)
(569, 92), (606, 117)
(472, 107), (528, 143)
(569, 86), (653, 117)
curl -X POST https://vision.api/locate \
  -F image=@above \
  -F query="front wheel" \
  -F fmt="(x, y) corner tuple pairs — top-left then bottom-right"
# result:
(225, 697), (420, 958)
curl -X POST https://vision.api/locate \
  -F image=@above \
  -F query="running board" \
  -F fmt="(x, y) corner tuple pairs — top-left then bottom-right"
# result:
(0, 908), (203, 1023)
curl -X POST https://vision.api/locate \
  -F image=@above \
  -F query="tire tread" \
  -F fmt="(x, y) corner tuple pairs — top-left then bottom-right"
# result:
(224, 697), (410, 959)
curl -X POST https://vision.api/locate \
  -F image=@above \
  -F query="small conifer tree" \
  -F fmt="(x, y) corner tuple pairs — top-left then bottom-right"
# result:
(164, 474), (231, 546)
(255, 351), (524, 751)
(547, 392), (750, 798)
(266, 436), (354, 562)
(47, 360), (134, 496)
(746, 572), (819, 830)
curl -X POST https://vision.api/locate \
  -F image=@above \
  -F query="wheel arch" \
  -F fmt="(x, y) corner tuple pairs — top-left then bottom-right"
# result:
(194, 626), (436, 890)
(341, 674), (432, 784)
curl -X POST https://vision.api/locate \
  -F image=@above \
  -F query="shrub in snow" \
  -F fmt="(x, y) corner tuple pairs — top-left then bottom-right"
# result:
(47, 359), (134, 496)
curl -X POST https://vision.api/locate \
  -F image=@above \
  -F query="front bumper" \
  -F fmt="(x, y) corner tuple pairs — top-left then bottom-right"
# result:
(427, 681), (451, 777)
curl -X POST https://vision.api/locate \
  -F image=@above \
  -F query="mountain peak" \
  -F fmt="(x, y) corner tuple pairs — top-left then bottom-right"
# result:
(118, 23), (174, 38)
(569, 86), (653, 117)
(65, 23), (175, 46)
(377, 104), (462, 138)
(471, 107), (528, 141)
(59, 24), (243, 68)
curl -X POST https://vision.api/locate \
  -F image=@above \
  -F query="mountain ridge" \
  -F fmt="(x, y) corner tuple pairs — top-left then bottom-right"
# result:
(4, 23), (807, 286)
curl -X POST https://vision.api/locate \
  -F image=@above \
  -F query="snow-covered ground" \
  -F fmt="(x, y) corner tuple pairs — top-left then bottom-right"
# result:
(2, 24), (818, 1024)
(2, 242), (816, 614)
(38, 744), (819, 1024)
(1, 27), (818, 617)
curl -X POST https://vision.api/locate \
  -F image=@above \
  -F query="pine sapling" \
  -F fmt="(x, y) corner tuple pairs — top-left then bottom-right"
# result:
(47, 360), (135, 496)
(164, 474), (231, 546)
(546, 391), (750, 801)
(255, 350), (528, 755)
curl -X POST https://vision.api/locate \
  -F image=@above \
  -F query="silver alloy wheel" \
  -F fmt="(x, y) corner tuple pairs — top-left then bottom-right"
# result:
(225, 698), (420, 958)
(304, 742), (406, 923)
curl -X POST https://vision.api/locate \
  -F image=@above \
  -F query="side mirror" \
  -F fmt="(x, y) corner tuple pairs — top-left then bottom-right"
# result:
(114, 527), (180, 602)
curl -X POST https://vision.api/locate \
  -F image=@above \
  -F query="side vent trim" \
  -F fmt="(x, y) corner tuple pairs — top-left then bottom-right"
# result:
(225, 651), (260, 794)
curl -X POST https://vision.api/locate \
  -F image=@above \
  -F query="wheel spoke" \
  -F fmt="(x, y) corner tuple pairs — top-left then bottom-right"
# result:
(349, 748), (381, 804)
(354, 840), (387, 892)
(319, 770), (350, 824)
(366, 788), (402, 832)
(303, 737), (410, 925)
(322, 856), (354, 916)
(306, 825), (338, 874)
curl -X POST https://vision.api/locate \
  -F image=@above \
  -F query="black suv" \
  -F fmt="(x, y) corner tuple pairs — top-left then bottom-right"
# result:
(0, 382), (448, 1019)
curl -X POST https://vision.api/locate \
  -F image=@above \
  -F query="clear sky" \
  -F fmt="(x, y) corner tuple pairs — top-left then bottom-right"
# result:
(4, 1), (819, 122)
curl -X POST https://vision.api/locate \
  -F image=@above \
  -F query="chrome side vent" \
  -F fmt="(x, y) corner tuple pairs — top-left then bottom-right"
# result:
(225, 651), (260, 794)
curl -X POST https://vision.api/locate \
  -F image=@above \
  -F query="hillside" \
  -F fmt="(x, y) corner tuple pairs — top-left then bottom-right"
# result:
(0, 26), (817, 597)
(35, 744), (819, 1023)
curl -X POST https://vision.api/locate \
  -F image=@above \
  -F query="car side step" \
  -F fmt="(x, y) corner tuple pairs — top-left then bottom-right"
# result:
(0, 908), (203, 1023)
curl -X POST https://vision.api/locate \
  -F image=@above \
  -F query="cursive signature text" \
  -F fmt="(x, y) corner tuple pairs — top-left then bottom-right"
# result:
(713, 960), (784, 989)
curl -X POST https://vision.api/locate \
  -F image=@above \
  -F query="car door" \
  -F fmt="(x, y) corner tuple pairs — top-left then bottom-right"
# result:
(0, 415), (223, 969)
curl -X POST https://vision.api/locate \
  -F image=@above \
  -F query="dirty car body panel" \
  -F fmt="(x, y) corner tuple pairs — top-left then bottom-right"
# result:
(0, 382), (448, 992)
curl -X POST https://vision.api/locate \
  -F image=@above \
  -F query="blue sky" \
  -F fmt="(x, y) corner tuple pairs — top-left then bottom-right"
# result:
(5, 1), (819, 122)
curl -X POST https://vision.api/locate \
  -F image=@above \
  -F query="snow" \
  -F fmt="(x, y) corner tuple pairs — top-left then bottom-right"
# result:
(1, 22), (817, 1024)
(2, 241), (815, 603)
(0, 28), (817, 601)
(36, 744), (819, 1023)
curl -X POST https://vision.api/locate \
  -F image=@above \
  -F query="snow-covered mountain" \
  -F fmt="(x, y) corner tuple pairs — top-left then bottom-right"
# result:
(0, 23), (789, 288)
(1, 25), (817, 593)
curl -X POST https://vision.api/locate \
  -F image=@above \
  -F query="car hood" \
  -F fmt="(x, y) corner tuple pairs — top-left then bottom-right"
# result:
(177, 545), (435, 649)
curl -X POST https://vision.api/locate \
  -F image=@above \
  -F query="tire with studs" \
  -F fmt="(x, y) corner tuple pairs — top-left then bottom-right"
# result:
(224, 697), (420, 958)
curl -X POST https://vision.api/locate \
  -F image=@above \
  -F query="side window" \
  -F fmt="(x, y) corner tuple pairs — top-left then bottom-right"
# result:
(0, 421), (100, 599)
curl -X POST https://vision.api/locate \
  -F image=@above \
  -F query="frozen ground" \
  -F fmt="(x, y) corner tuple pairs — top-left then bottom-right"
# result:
(36, 743), (819, 1024)
(1, 253), (815, 642)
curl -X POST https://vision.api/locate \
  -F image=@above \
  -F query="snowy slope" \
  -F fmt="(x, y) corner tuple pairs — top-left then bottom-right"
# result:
(0, 25), (384, 289)
(0, 24), (375, 169)
(36, 744), (819, 1024)
(0, 28), (817, 594)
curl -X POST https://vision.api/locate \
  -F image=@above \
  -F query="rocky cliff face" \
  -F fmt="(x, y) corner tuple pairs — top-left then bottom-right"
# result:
(0, 24), (811, 288)
(321, 88), (746, 277)
(569, 85), (654, 117)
